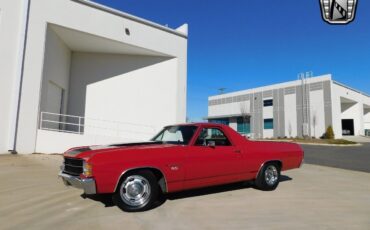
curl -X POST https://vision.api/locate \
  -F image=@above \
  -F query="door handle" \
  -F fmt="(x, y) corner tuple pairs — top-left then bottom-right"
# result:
(234, 149), (242, 154)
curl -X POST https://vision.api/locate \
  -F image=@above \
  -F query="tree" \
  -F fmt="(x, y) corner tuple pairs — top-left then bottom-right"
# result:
(288, 121), (292, 138)
(312, 111), (317, 138)
(239, 101), (250, 118)
(324, 126), (335, 139)
(239, 102), (250, 135)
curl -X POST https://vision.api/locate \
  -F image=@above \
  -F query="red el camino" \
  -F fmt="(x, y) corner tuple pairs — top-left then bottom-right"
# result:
(59, 123), (304, 212)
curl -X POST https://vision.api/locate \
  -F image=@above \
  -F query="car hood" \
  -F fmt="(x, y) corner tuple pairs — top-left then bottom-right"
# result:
(63, 141), (177, 159)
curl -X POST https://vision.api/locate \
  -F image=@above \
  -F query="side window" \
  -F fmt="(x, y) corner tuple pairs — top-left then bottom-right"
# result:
(195, 128), (231, 146)
(160, 130), (184, 142)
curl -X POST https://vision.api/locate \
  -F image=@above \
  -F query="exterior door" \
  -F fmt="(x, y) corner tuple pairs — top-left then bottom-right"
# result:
(342, 119), (354, 136)
(45, 81), (64, 130)
(184, 127), (245, 189)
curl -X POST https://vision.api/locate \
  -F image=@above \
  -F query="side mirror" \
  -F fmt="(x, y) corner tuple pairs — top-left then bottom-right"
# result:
(207, 141), (216, 148)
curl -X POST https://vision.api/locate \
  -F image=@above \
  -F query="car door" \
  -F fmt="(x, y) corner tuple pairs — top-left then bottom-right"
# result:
(183, 127), (245, 189)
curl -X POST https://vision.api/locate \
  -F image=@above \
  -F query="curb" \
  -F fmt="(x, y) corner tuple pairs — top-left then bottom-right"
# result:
(296, 143), (362, 147)
(253, 139), (362, 147)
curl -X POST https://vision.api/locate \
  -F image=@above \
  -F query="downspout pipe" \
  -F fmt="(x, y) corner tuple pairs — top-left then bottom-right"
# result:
(8, 0), (31, 154)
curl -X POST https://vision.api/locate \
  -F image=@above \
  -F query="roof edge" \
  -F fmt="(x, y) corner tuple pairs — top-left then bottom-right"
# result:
(333, 80), (370, 98)
(71, 0), (188, 38)
(204, 114), (249, 120)
(208, 74), (332, 100)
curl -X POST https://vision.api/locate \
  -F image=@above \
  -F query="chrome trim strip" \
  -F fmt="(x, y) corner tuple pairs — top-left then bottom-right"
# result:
(59, 171), (96, 194)
(64, 164), (82, 168)
(114, 167), (168, 193)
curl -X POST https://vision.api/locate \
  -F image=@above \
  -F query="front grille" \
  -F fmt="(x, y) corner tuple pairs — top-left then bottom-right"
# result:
(63, 157), (83, 176)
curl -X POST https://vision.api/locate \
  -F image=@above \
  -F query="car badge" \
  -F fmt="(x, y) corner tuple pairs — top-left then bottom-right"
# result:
(319, 0), (358, 24)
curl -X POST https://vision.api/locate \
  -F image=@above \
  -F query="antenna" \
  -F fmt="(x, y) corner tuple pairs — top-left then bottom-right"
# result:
(218, 88), (226, 95)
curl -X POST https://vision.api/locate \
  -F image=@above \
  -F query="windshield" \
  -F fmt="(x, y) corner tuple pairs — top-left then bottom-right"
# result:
(151, 125), (198, 145)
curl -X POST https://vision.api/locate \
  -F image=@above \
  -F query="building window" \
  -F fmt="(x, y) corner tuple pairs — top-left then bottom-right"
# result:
(237, 117), (250, 134)
(263, 99), (273, 107)
(209, 118), (229, 126)
(365, 129), (370, 136)
(264, 119), (274, 129)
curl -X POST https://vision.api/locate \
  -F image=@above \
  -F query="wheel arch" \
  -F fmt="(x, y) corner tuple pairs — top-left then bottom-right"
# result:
(257, 160), (283, 177)
(114, 167), (168, 194)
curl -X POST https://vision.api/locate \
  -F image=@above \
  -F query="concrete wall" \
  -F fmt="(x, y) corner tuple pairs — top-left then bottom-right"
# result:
(229, 117), (237, 131)
(309, 89), (326, 138)
(208, 75), (334, 139)
(11, 0), (187, 153)
(284, 93), (297, 138)
(208, 76), (370, 140)
(35, 129), (130, 154)
(40, 27), (71, 115)
(251, 92), (263, 138)
(365, 110), (370, 130)
(68, 53), (170, 119)
(84, 56), (178, 139)
(208, 101), (250, 117)
(331, 83), (370, 138)
(0, 0), (25, 153)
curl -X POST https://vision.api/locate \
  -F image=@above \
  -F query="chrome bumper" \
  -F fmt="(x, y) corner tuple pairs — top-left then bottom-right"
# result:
(59, 171), (96, 194)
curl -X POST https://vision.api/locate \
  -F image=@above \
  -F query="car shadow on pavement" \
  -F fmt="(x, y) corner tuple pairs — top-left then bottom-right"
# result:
(166, 175), (292, 201)
(81, 194), (115, 207)
(81, 175), (292, 211)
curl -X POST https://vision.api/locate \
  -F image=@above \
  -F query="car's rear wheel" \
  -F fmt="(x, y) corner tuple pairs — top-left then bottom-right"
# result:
(113, 170), (158, 212)
(255, 163), (280, 191)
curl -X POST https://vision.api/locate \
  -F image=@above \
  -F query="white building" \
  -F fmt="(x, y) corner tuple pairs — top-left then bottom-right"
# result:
(0, 0), (188, 154)
(207, 75), (370, 139)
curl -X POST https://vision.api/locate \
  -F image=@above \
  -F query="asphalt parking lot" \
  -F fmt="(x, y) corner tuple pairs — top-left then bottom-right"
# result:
(302, 143), (370, 173)
(1, 154), (370, 230)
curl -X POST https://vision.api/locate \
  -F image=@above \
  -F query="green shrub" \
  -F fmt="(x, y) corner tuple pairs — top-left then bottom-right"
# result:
(324, 126), (335, 139)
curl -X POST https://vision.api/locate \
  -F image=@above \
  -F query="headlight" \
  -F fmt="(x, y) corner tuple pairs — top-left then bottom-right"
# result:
(83, 161), (93, 177)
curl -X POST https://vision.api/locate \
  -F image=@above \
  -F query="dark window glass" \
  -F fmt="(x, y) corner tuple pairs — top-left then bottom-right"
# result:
(365, 129), (370, 136)
(195, 128), (231, 146)
(264, 119), (274, 130)
(263, 99), (273, 107)
(237, 117), (251, 134)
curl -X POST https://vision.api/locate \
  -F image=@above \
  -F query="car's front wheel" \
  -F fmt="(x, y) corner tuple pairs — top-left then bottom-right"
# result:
(255, 163), (280, 191)
(112, 170), (158, 212)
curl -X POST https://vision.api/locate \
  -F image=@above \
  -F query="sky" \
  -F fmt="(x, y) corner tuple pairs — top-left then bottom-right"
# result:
(93, 0), (370, 121)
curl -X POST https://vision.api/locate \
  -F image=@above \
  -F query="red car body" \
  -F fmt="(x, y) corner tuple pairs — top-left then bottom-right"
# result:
(60, 123), (303, 196)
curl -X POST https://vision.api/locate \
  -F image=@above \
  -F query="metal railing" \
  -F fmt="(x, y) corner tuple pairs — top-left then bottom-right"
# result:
(40, 112), (84, 134)
(39, 112), (156, 138)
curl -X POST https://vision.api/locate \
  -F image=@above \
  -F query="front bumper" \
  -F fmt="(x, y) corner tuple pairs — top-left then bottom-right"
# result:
(59, 171), (96, 194)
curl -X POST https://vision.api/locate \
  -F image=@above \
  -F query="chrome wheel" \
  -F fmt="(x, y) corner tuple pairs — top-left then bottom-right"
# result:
(264, 165), (278, 186)
(119, 175), (151, 207)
